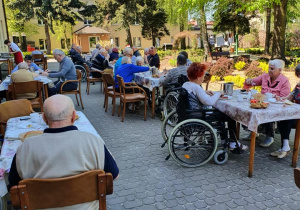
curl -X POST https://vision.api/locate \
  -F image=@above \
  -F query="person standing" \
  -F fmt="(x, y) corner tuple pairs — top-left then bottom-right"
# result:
(147, 46), (160, 68)
(4, 39), (24, 65)
(40, 49), (77, 96)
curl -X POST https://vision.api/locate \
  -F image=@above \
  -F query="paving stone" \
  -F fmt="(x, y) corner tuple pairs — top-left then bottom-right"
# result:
(123, 199), (143, 209)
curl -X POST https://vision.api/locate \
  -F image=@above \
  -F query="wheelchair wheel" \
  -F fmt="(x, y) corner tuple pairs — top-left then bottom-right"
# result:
(168, 119), (218, 167)
(161, 110), (178, 142)
(213, 150), (228, 165)
(163, 91), (178, 118)
(74, 65), (86, 82)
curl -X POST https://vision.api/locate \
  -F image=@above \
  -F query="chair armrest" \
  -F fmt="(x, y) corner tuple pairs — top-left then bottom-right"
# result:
(10, 186), (21, 208)
(60, 80), (79, 93)
(90, 70), (103, 73)
(123, 85), (147, 95)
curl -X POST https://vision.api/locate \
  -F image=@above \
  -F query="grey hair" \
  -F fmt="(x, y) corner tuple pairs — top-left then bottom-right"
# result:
(96, 44), (101, 49)
(99, 48), (107, 54)
(123, 47), (133, 56)
(269, 59), (285, 70)
(44, 95), (75, 121)
(18, 62), (28, 70)
(52, 49), (65, 56)
(136, 56), (144, 65)
(144, 48), (149, 54)
(122, 56), (131, 64)
(76, 46), (82, 50)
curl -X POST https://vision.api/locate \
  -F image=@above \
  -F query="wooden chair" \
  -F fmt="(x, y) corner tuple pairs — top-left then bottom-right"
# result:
(10, 170), (113, 210)
(0, 99), (34, 136)
(294, 168), (300, 188)
(9, 81), (44, 111)
(60, 69), (84, 109)
(102, 73), (120, 116)
(32, 54), (47, 70)
(84, 63), (103, 95)
(116, 75), (147, 122)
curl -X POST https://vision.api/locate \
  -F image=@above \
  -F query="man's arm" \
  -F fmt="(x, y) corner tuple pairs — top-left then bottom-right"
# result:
(103, 146), (119, 180)
(32, 63), (43, 72)
(48, 59), (73, 78)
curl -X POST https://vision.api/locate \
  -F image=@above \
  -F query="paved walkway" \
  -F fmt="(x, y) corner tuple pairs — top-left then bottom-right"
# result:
(26, 60), (300, 209)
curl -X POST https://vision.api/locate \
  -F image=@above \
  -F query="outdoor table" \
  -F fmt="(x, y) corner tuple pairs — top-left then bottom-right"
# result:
(134, 72), (160, 118)
(0, 111), (100, 196)
(0, 58), (14, 75)
(0, 74), (53, 99)
(214, 93), (300, 177)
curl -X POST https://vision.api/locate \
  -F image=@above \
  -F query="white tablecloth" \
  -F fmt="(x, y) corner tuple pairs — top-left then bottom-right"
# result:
(133, 72), (160, 91)
(0, 111), (101, 196)
(214, 95), (300, 132)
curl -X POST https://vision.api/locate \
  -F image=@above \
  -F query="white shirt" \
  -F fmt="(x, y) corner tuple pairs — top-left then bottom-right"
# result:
(10, 42), (24, 56)
(182, 81), (221, 106)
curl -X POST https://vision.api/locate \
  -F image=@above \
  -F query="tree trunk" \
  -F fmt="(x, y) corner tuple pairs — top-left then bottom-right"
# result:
(272, 0), (287, 61)
(179, 19), (186, 49)
(152, 27), (156, 47)
(200, 5), (210, 56)
(264, 7), (271, 55)
(44, 20), (51, 54)
(125, 26), (133, 47)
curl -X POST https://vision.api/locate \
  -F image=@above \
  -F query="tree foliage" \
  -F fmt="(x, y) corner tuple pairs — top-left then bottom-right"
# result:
(140, 0), (169, 46)
(6, 0), (91, 54)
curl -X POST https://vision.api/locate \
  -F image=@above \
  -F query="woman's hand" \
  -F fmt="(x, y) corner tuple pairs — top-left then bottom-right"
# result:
(275, 95), (285, 101)
(245, 78), (253, 85)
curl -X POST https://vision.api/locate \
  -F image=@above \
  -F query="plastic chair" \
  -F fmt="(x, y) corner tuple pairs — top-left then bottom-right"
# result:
(84, 63), (103, 95)
(9, 81), (44, 111)
(0, 99), (34, 136)
(32, 54), (47, 70)
(116, 75), (147, 122)
(102, 73), (120, 116)
(60, 69), (84, 109)
(10, 170), (113, 210)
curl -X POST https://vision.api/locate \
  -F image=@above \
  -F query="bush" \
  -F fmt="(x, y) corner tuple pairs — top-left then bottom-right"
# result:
(168, 59), (177, 67)
(245, 61), (263, 78)
(209, 57), (234, 79)
(245, 48), (264, 54)
(258, 62), (268, 73)
(235, 61), (246, 71)
(223, 75), (246, 88)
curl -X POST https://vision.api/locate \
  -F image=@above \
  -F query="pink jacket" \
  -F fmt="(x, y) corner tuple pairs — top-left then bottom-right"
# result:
(251, 73), (290, 97)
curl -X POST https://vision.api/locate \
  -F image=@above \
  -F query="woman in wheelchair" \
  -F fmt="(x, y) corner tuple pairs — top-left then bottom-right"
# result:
(181, 62), (248, 151)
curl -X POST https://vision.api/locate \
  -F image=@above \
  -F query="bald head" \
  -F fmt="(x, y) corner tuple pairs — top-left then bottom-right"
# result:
(43, 95), (75, 122)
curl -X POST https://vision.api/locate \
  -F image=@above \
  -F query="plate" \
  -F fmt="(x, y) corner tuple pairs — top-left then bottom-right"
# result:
(239, 90), (249, 95)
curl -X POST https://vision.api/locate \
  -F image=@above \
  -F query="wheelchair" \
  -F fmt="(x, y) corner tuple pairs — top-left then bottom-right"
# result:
(161, 88), (243, 167)
(69, 55), (87, 82)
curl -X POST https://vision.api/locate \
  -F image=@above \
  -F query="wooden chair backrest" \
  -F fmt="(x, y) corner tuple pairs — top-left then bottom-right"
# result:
(116, 75), (125, 94)
(294, 168), (300, 188)
(10, 170), (113, 210)
(10, 81), (43, 99)
(103, 73), (115, 86)
(32, 54), (44, 61)
(83, 63), (91, 75)
(0, 99), (34, 125)
(76, 69), (82, 81)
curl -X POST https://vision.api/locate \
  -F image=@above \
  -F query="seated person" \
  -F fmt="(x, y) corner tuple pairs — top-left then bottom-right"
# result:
(159, 54), (188, 87)
(91, 48), (109, 78)
(9, 94), (119, 209)
(114, 56), (150, 91)
(244, 59), (290, 147)
(182, 62), (248, 150)
(271, 64), (300, 159)
(71, 46), (86, 66)
(11, 62), (36, 99)
(69, 43), (77, 56)
(136, 56), (145, 66)
(40, 49), (77, 96)
(11, 55), (43, 74)
(114, 47), (136, 72)
(109, 47), (119, 62)
(179, 51), (192, 66)
(31, 47), (43, 62)
(147, 46), (160, 68)
(91, 44), (101, 60)
(0, 80), (5, 100)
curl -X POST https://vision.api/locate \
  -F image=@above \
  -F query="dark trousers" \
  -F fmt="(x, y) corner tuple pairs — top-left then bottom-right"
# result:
(48, 81), (78, 97)
(278, 119), (297, 142)
(213, 111), (237, 140)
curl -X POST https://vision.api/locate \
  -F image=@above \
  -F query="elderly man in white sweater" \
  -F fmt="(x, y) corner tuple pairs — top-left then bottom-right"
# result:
(9, 95), (119, 210)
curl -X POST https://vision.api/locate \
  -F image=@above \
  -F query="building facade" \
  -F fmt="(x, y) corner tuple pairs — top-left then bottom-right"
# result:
(0, 0), (9, 53)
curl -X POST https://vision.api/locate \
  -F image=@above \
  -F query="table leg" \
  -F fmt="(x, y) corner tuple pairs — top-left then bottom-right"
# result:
(152, 88), (155, 118)
(248, 131), (256, 177)
(236, 122), (240, 140)
(44, 84), (49, 99)
(292, 119), (300, 167)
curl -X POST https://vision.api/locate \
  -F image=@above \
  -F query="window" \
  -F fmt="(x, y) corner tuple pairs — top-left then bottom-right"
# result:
(133, 37), (141, 47)
(115, 37), (119, 47)
(66, 38), (71, 49)
(84, 19), (93, 25)
(156, 38), (160, 47)
(39, 39), (46, 50)
(61, 39), (66, 49)
(38, 19), (44, 25)
(12, 36), (20, 44)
